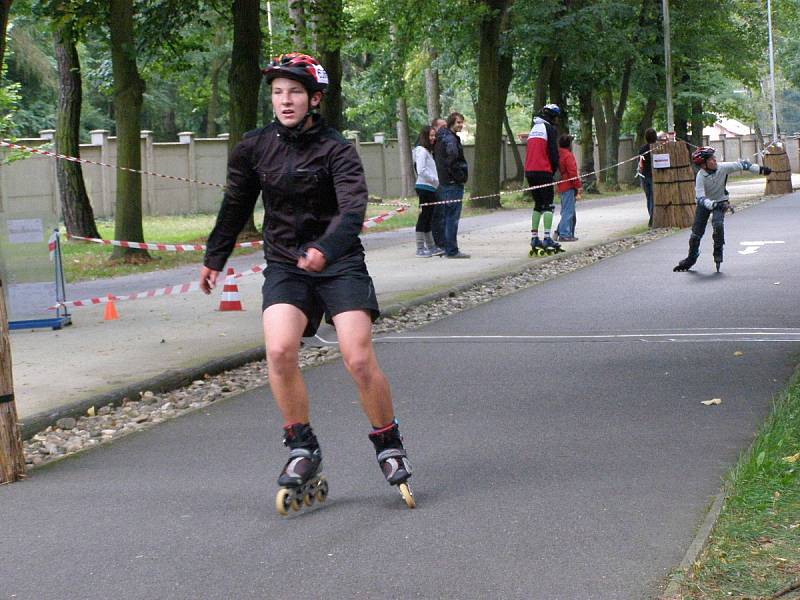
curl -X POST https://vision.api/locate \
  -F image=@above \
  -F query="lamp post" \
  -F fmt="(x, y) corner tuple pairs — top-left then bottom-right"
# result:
(662, 0), (674, 135)
(767, 0), (779, 142)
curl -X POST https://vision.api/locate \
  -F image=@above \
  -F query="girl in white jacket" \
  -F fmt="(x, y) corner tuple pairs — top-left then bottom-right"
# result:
(412, 126), (442, 257)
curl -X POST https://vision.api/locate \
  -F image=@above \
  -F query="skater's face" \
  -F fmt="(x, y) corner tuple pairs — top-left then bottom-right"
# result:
(271, 77), (321, 128)
(704, 156), (717, 171)
(428, 128), (436, 145)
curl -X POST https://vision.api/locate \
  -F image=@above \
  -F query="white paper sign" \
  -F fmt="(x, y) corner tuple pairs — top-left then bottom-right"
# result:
(7, 218), (44, 244)
(652, 153), (671, 169)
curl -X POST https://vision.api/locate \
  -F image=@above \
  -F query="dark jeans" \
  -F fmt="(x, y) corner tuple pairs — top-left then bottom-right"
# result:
(415, 188), (436, 233)
(438, 184), (464, 256)
(641, 176), (653, 226)
(688, 202), (726, 260)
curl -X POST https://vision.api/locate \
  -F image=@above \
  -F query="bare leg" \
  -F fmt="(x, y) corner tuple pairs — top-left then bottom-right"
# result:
(332, 310), (394, 427)
(263, 304), (309, 425)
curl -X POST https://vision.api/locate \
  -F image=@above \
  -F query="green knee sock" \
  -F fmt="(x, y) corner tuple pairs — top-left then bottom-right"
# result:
(531, 210), (542, 235)
(543, 211), (553, 233)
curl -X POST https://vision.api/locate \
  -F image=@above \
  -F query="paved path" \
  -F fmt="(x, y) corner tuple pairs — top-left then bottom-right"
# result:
(2, 190), (798, 599)
(9, 178), (794, 428)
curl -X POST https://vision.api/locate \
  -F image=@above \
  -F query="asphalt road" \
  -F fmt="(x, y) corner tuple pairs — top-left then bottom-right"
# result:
(2, 192), (799, 599)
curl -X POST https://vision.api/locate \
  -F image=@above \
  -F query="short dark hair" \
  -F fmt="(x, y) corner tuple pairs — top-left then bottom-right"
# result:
(447, 112), (465, 129)
(416, 125), (435, 151)
(645, 127), (657, 144)
(558, 134), (573, 149)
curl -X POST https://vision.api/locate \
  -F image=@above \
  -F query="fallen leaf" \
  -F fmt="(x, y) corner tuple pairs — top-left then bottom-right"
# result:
(734, 351), (743, 357)
(87, 406), (95, 417)
(701, 398), (722, 405)
(782, 452), (800, 463)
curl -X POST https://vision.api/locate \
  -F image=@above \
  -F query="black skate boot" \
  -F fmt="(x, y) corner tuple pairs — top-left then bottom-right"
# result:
(673, 256), (697, 272)
(275, 423), (328, 516)
(713, 225), (725, 273)
(542, 236), (562, 254)
(368, 420), (415, 508)
(529, 236), (544, 257)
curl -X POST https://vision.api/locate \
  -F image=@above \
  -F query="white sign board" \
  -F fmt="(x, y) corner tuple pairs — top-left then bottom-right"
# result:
(7, 218), (44, 244)
(652, 154), (671, 169)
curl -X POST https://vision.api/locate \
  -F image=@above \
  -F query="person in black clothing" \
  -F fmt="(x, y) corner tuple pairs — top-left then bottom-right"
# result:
(433, 112), (470, 258)
(199, 53), (414, 512)
(637, 127), (658, 227)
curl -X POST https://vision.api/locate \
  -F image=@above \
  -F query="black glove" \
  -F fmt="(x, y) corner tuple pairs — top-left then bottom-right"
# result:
(760, 165), (772, 175)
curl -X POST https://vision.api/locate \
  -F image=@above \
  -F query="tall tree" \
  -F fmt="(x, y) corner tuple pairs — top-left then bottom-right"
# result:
(0, 0), (11, 67)
(109, 0), (148, 261)
(472, 0), (513, 208)
(424, 46), (441, 122)
(228, 0), (261, 236)
(53, 15), (100, 238)
(312, 0), (343, 130)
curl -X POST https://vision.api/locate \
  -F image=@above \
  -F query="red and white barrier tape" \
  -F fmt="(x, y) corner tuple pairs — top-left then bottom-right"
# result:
(48, 262), (269, 310)
(67, 235), (264, 252)
(66, 207), (408, 250)
(0, 140), (226, 189)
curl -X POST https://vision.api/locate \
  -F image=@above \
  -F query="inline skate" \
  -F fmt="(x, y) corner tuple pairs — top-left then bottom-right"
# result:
(529, 236), (545, 257)
(275, 423), (328, 516)
(368, 420), (415, 509)
(542, 236), (563, 255)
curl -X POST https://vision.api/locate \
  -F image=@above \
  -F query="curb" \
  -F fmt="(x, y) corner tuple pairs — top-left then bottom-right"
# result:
(660, 490), (726, 598)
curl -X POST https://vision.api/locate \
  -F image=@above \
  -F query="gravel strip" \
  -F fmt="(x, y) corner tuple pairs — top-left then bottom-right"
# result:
(23, 194), (769, 468)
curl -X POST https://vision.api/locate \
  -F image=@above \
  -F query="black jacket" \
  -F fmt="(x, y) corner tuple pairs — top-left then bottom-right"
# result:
(204, 115), (368, 271)
(434, 127), (468, 185)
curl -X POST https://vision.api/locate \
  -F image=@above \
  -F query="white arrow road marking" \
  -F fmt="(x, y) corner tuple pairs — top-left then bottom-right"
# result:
(738, 240), (785, 255)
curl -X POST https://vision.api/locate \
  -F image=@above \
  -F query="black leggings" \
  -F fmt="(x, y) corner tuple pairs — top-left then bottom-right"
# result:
(415, 188), (436, 232)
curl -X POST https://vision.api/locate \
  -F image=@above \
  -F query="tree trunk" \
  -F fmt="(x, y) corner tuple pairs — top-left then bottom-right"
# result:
(578, 90), (598, 193)
(602, 90), (621, 189)
(53, 21), (100, 239)
(674, 114), (688, 142)
(229, 0), (262, 237)
(424, 47), (441, 122)
(503, 110), (523, 183)
(533, 53), (554, 124)
(314, 0), (343, 131)
(690, 100), (703, 147)
(0, 277), (25, 484)
(109, 0), (149, 261)
(634, 97), (657, 147)
(0, 0), (11, 70)
(592, 94), (608, 187)
(549, 55), (565, 131)
(473, 0), (512, 209)
(395, 95), (413, 199)
(288, 0), (306, 47)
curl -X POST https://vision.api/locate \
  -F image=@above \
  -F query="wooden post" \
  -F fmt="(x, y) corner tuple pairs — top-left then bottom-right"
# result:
(651, 140), (696, 228)
(764, 144), (793, 195)
(0, 276), (26, 484)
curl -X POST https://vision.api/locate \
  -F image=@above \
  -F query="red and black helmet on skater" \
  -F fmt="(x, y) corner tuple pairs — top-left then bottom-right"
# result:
(691, 146), (716, 165)
(262, 53), (329, 94)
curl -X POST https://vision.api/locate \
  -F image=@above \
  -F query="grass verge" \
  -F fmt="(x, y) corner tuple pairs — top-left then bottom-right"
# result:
(62, 184), (643, 282)
(672, 368), (800, 599)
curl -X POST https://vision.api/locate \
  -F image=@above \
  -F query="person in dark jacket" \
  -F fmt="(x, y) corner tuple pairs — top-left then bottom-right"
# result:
(637, 127), (658, 227)
(199, 53), (414, 512)
(524, 104), (561, 255)
(433, 112), (470, 258)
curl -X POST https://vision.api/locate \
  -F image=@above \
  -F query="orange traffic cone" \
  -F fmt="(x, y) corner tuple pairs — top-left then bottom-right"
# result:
(218, 267), (243, 311)
(104, 294), (119, 321)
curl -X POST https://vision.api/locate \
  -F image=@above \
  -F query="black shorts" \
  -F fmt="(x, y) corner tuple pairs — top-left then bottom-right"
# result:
(526, 171), (555, 211)
(261, 258), (380, 337)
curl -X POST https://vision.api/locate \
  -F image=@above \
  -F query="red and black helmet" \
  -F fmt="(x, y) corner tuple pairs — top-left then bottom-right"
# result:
(691, 146), (716, 165)
(262, 53), (328, 94)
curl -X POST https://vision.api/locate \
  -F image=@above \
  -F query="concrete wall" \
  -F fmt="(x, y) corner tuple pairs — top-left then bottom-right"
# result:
(2, 129), (793, 220)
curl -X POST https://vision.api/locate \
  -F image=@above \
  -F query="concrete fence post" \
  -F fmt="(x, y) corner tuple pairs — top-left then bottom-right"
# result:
(178, 131), (198, 213)
(140, 130), (154, 215)
(89, 130), (111, 216)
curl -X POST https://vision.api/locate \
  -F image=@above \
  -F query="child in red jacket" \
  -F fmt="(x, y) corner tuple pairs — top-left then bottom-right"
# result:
(555, 134), (582, 241)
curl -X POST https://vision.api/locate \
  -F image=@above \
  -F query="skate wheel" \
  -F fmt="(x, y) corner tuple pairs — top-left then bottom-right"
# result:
(528, 249), (535, 257)
(315, 477), (329, 503)
(275, 488), (293, 516)
(303, 491), (314, 507)
(398, 482), (416, 509)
